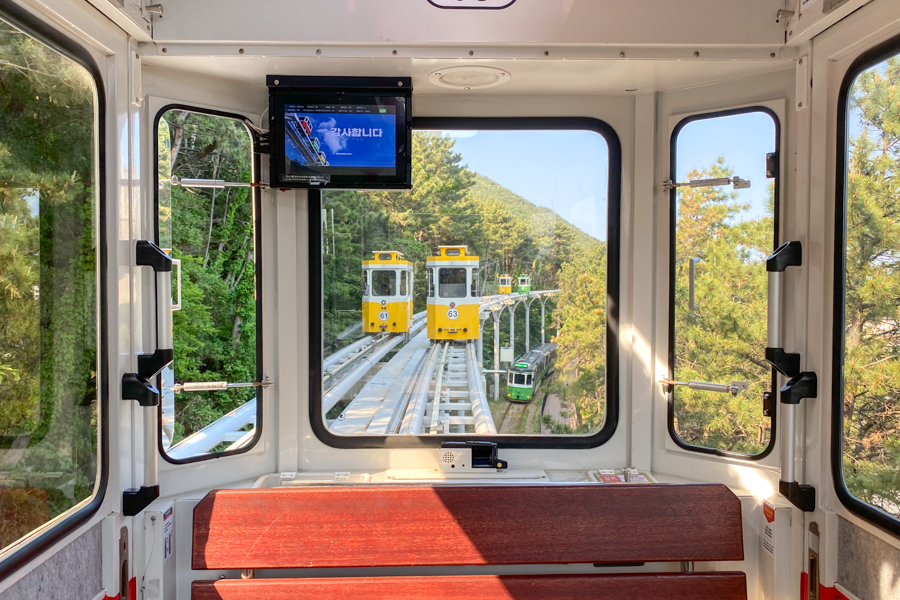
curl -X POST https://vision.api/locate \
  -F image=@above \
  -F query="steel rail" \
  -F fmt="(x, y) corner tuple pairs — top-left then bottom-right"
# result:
(428, 343), (451, 434)
(400, 343), (441, 434)
(467, 342), (497, 434)
(323, 334), (406, 413)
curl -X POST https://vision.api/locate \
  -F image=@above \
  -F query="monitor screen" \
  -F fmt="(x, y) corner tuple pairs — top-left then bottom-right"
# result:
(269, 78), (412, 189)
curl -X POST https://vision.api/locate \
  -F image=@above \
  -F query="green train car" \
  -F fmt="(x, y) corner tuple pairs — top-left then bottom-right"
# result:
(506, 343), (557, 402)
(516, 274), (531, 294)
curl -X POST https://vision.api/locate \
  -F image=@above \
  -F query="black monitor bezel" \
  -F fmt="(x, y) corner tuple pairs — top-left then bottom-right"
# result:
(268, 76), (412, 190)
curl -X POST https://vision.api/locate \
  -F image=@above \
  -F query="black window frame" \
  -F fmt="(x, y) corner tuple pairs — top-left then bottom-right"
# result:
(0, 2), (109, 581)
(310, 116), (622, 449)
(832, 32), (900, 538)
(153, 104), (264, 465)
(666, 106), (781, 461)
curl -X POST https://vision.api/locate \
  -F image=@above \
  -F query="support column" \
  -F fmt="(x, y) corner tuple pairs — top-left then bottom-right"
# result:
(508, 303), (517, 359)
(540, 297), (548, 344)
(477, 314), (488, 366)
(525, 298), (535, 351)
(492, 310), (501, 401)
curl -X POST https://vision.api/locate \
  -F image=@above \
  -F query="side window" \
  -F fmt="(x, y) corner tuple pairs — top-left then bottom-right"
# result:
(156, 109), (260, 461)
(669, 109), (778, 457)
(836, 49), (900, 524)
(0, 20), (101, 552)
(318, 125), (618, 443)
(399, 270), (409, 296)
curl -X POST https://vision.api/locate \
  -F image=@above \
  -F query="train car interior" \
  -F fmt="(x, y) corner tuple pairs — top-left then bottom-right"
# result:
(2, 0), (900, 598)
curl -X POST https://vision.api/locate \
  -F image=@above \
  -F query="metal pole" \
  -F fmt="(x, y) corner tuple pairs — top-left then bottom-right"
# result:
(783, 403), (796, 483)
(525, 300), (531, 351)
(768, 271), (781, 348)
(540, 297), (547, 344)
(525, 298), (535, 351)
(509, 303), (516, 358)
(493, 311), (500, 402)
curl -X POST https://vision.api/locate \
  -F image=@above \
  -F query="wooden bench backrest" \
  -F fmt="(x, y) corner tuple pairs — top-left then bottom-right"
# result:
(192, 484), (744, 570)
(193, 573), (749, 600)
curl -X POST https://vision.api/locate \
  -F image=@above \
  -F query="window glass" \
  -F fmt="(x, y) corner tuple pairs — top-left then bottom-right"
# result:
(321, 128), (612, 438)
(372, 270), (396, 297)
(361, 272), (368, 295)
(440, 268), (467, 298)
(156, 109), (258, 460)
(671, 110), (777, 456)
(839, 52), (900, 517)
(399, 271), (409, 296)
(514, 374), (526, 385)
(0, 20), (99, 551)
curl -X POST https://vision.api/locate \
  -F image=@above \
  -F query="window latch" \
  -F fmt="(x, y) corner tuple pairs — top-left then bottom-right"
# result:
(660, 379), (749, 396)
(662, 176), (751, 192)
(171, 377), (272, 393)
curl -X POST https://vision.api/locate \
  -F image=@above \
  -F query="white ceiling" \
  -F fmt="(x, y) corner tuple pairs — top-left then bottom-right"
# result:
(141, 55), (794, 96)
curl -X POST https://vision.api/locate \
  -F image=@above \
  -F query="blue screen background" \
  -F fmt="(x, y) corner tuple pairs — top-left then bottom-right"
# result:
(285, 110), (397, 168)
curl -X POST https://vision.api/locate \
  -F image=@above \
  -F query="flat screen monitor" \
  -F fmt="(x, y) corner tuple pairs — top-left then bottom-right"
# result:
(268, 76), (412, 190)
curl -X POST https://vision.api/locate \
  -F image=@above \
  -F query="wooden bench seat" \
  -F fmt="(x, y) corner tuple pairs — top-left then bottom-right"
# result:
(191, 484), (747, 599)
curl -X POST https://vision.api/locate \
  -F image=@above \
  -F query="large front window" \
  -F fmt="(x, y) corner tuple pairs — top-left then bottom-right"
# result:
(372, 270), (397, 297)
(318, 123), (619, 442)
(439, 268), (467, 298)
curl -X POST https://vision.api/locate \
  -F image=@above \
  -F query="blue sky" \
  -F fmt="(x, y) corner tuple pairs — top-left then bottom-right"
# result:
(436, 114), (775, 241)
(675, 112), (776, 223)
(434, 130), (609, 241)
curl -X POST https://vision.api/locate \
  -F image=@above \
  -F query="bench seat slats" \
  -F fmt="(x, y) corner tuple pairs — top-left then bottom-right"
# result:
(192, 484), (743, 570)
(192, 573), (748, 600)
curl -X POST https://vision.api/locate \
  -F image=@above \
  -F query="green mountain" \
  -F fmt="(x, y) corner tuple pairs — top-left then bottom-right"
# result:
(468, 173), (601, 251)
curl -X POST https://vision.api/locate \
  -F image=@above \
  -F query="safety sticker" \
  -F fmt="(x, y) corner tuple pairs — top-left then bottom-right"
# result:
(762, 502), (776, 557)
(163, 507), (174, 561)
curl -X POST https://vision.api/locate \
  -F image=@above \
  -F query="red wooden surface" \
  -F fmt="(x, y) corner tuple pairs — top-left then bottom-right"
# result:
(192, 484), (743, 570)
(192, 573), (748, 600)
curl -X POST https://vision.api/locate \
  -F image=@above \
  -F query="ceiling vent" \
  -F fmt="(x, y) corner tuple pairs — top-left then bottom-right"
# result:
(428, 66), (511, 90)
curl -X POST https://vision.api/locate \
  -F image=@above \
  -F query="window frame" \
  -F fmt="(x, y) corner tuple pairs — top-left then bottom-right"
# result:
(832, 32), (900, 538)
(666, 106), (782, 461)
(309, 116), (622, 449)
(153, 104), (264, 465)
(0, 3), (109, 580)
